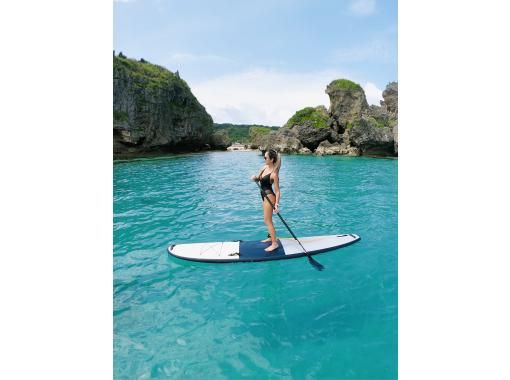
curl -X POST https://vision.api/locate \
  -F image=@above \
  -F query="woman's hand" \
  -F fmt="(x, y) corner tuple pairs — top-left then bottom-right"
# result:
(273, 203), (280, 213)
(250, 175), (259, 182)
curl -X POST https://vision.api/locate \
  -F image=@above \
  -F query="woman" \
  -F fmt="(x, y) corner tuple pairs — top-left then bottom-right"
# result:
(250, 149), (281, 252)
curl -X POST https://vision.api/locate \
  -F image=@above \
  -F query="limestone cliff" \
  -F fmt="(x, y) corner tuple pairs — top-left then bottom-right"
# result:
(113, 54), (213, 158)
(382, 82), (398, 118)
(382, 81), (398, 154)
(326, 79), (369, 132)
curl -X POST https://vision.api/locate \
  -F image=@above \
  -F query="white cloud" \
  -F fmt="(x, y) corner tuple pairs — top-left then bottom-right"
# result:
(364, 82), (384, 106)
(189, 69), (380, 125)
(349, 0), (376, 16)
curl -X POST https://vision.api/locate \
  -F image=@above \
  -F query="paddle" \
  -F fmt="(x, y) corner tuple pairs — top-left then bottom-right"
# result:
(255, 181), (325, 271)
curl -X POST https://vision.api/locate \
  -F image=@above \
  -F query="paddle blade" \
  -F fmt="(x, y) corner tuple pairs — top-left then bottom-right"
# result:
(308, 256), (325, 271)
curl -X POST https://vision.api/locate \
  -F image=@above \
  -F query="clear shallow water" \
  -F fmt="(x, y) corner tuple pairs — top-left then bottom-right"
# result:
(114, 151), (397, 379)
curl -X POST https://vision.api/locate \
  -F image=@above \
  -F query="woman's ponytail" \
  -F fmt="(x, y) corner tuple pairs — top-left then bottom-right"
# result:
(273, 150), (282, 174)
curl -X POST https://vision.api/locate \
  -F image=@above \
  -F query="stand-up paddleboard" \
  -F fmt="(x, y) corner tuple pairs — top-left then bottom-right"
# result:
(168, 234), (360, 263)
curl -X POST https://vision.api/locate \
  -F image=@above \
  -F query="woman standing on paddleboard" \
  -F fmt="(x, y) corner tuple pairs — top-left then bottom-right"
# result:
(251, 149), (281, 252)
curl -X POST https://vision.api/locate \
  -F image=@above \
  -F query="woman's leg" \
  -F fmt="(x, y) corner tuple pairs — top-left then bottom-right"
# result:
(260, 198), (271, 242)
(263, 194), (278, 252)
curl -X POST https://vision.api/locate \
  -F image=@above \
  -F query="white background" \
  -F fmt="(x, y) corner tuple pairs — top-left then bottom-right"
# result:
(1, 0), (509, 378)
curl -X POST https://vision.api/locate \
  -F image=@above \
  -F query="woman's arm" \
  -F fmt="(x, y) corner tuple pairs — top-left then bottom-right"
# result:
(272, 173), (280, 211)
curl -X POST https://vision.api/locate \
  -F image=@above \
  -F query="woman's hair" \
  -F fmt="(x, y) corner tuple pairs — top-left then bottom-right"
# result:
(267, 148), (282, 173)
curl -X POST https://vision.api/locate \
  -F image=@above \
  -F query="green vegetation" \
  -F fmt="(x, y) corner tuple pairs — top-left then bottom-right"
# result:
(114, 54), (183, 91)
(285, 107), (329, 129)
(214, 123), (278, 143)
(329, 79), (362, 92)
(348, 117), (386, 130)
(249, 127), (273, 141)
(113, 110), (129, 122)
(366, 116), (386, 129)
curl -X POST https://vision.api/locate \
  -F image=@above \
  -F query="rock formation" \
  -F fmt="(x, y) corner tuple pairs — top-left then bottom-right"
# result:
(262, 79), (398, 157)
(257, 127), (304, 153)
(113, 55), (213, 158)
(326, 79), (369, 133)
(281, 106), (331, 150)
(210, 129), (230, 150)
(382, 81), (398, 154)
(382, 81), (398, 118)
(315, 141), (359, 156)
(112, 54), (398, 159)
(346, 116), (395, 156)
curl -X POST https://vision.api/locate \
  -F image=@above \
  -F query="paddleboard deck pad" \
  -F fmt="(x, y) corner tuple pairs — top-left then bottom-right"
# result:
(168, 234), (360, 263)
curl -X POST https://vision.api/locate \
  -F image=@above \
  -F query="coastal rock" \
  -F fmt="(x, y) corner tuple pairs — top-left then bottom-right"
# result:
(256, 105), (330, 153)
(282, 106), (331, 150)
(329, 127), (342, 144)
(315, 141), (360, 156)
(258, 130), (303, 153)
(382, 81), (398, 117)
(347, 116), (395, 156)
(259, 79), (398, 157)
(288, 124), (331, 151)
(393, 123), (398, 155)
(382, 81), (398, 155)
(210, 130), (230, 149)
(326, 79), (369, 129)
(113, 55), (213, 157)
(227, 142), (255, 151)
(298, 147), (312, 154)
(366, 104), (389, 125)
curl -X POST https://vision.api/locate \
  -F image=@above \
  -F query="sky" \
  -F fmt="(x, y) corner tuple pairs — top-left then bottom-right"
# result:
(114, 0), (397, 125)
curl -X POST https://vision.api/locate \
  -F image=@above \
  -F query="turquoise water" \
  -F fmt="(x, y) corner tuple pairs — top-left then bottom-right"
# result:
(114, 151), (397, 379)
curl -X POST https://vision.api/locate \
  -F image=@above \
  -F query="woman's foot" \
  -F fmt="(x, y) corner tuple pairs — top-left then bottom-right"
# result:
(264, 243), (279, 252)
(260, 238), (272, 243)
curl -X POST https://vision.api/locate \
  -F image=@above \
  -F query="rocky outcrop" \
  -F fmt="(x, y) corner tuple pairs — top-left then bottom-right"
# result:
(113, 55), (213, 157)
(210, 130), (230, 150)
(257, 128), (303, 153)
(315, 141), (359, 156)
(326, 79), (369, 132)
(393, 123), (398, 155)
(366, 104), (389, 125)
(347, 116), (395, 156)
(383, 82), (398, 155)
(261, 80), (398, 157)
(297, 147), (312, 154)
(291, 124), (331, 150)
(227, 143), (255, 151)
(326, 80), (397, 156)
(282, 106), (331, 150)
(382, 81), (398, 118)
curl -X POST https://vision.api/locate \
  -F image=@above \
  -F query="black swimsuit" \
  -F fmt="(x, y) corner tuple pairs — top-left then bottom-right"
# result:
(259, 170), (275, 200)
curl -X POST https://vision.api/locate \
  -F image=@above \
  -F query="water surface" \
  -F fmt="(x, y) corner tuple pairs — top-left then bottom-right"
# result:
(114, 151), (397, 379)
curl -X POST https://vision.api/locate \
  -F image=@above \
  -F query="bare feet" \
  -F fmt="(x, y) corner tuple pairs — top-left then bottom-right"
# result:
(260, 238), (272, 243)
(264, 243), (279, 252)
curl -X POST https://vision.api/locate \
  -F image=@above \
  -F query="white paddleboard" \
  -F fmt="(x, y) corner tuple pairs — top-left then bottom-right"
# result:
(168, 234), (360, 263)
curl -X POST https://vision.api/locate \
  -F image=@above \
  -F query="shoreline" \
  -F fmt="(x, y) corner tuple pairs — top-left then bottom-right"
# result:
(113, 149), (398, 163)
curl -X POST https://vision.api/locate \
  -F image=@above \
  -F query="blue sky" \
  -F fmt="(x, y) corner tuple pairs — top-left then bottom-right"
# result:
(114, 0), (397, 125)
